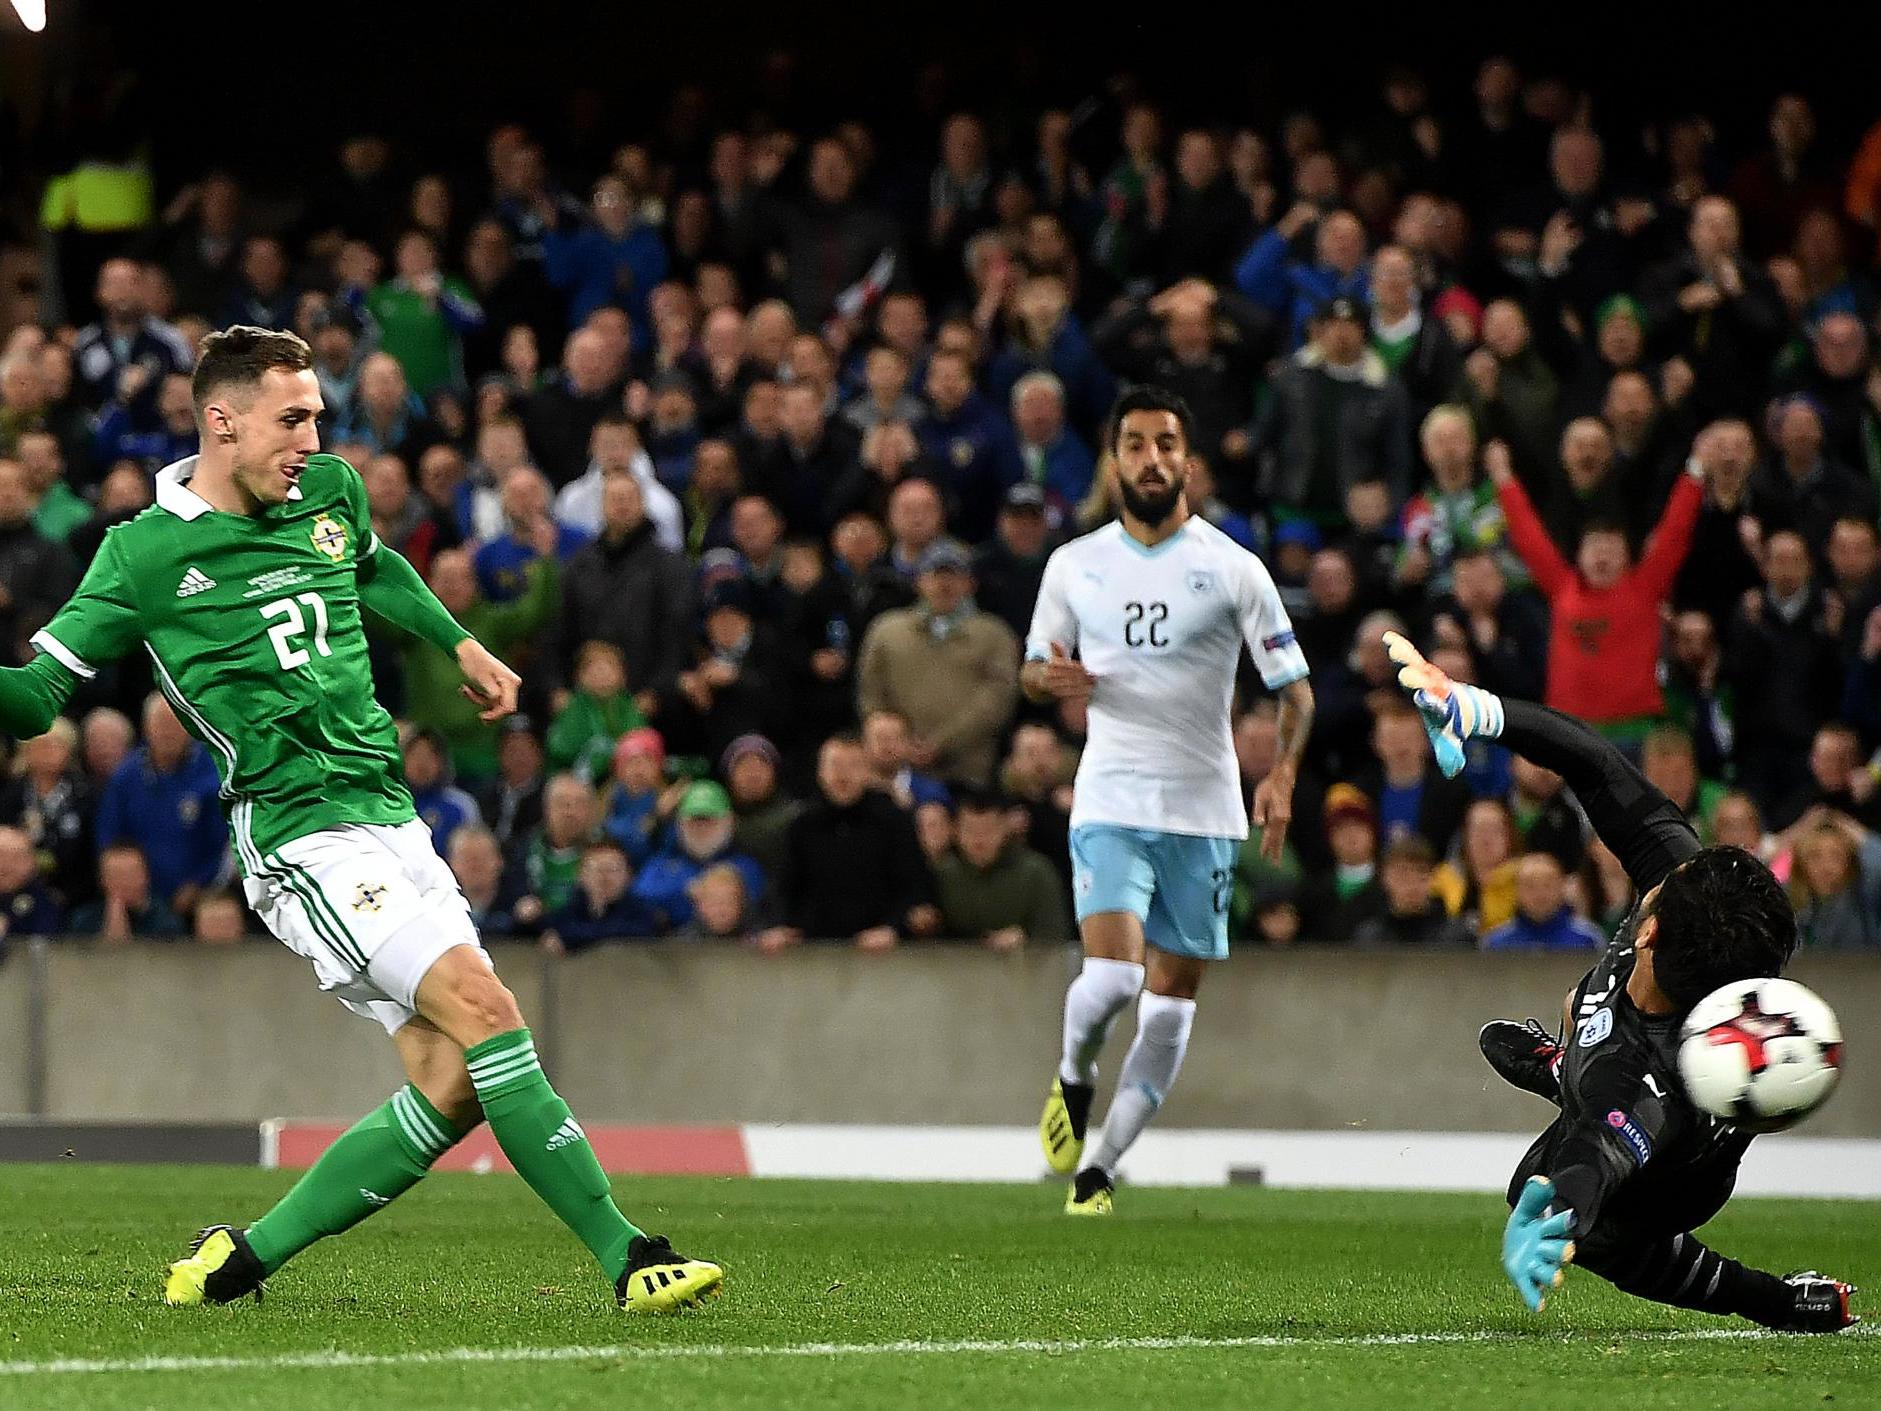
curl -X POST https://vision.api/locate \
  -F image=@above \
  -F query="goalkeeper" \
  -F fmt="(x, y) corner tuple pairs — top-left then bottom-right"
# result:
(1386, 632), (1855, 1331)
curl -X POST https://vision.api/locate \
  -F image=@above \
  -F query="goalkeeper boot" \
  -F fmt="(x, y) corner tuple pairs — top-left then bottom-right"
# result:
(1381, 631), (1504, 779)
(1040, 1077), (1095, 1176)
(616, 1234), (724, 1313)
(1065, 1166), (1114, 1216)
(164, 1225), (266, 1306)
(1772, 1273), (1859, 1333)
(1479, 1019), (1566, 1103)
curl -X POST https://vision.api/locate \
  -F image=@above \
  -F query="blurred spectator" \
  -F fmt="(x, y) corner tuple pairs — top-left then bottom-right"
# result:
(524, 326), (623, 486)
(401, 727), (481, 855)
(1299, 782), (1384, 941)
(1750, 397), (1877, 553)
(860, 708), (951, 810)
(986, 274), (1115, 442)
(1458, 300), (1559, 498)
(600, 727), (677, 866)
(1729, 529), (1845, 808)
(916, 349), (1011, 542)
(933, 788), (1070, 948)
(1368, 243), (1461, 428)
(400, 546), (557, 781)
(1640, 725), (1724, 841)
(662, 578), (790, 763)
(548, 641), (644, 780)
(765, 379), (862, 534)
(92, 373), (198, 479)
(451, 825), (520, 937)
(550, 473), (694, 701)
(1714, 789), (1776, 863)
(70, 843), (184, 942)
(514, 772), (601, 927)
(1482, 852), (1606, 950)
(843, 344), (925, 434)
(554, 412), (685, 551)
(999, 722), (1074, 897)
(71, 258), (194, 416)
(1501, 127), (1655, 324)
(1092, 279), (1266, 494)
(0, 458), (78, 666)
(475, 466), (589, 603)
(0, 824), (64, 936)
(973, 485), (1053, 640)
(331, 351), (441, 461)
(472, 718), (546, 855)
(80, 708), (135, 790)
(0, 717), (94, 906)
(191, 891), (247, 945)
(997, 372), (1096, 512)
(723, 733), (797, 880)
(1507, 754), (1587, 871)
(1771, 313), (1880, 474)
(772, 138), (900, 326)
(1492, 442), (1701, 738)
(758, 733), (938, 953)
(1255, 296), (1412, 526)
(679, 862), (754, 940)
(885, 476), (947, 580)
(1673, 420), (1764, 624)
(1729, 96), (1839, 259)
(1659, 610), (1736, 782)
(540, 840), (658, 954)
(630, 781), (765, 931)
(1351, 835), (1473, 948)
(1787, 814), (1881, 951)
(1771, 723), (1877, 833)
(96, 696), (225, 919)
(1359, 702), (1472, 855)
(221, 235), (297, 332)
(1161, 129), (1256, 284)
(1639, 197), (1784, 420)
(363, 452), (454, 578)
(857, 540), (1020, 785)
(1434, 797), (1521, 936)
(1396, 408), (1514, 598)
(1429, 550), (1546, 701)
(1235, 205), (1370, 349)
(542, 173), (668, 340)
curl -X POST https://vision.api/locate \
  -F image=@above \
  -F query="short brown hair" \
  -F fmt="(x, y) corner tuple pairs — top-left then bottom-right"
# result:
(192, 326), (313, 414)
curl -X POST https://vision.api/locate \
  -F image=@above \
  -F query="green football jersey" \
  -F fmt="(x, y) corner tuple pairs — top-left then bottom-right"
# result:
(34, 453), (415, 873)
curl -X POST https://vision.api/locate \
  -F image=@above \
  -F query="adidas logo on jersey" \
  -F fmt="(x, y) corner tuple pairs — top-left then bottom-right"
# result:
(545, 1117), (587, 1152)
(176, 567), (217, 597)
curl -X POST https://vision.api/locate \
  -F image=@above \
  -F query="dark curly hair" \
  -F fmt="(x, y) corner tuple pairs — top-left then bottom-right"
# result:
(1648, 846), (1796, 1010)
(1106, 385), (1196, 454)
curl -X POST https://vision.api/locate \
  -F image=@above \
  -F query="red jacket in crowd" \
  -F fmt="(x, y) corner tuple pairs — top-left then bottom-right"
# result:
(1497, 468), (1703, 723)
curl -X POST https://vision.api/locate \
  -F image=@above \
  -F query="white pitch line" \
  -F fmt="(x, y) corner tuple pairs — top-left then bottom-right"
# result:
(0, 1327), (1818, 1378)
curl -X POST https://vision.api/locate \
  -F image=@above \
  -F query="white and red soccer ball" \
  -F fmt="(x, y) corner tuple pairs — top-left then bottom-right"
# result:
(1677, 978), (1843, 1133)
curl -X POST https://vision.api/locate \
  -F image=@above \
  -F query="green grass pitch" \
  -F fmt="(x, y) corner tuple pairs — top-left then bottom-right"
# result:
(2, 1165), (1875, 1410)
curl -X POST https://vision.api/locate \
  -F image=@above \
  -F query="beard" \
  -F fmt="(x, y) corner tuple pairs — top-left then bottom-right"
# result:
(1117, 470), (1185, 526)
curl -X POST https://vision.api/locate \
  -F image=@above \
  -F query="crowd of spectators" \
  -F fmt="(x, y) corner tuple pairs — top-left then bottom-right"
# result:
(3, 56), (1881, 956)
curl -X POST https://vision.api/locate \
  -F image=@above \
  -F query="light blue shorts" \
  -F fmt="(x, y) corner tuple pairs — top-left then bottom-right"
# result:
(1068, 823), (1238, 961)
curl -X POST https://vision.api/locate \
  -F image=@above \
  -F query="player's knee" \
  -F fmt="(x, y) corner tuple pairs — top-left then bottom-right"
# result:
(1137, 991), (1197, 1047)
(420, 951), (525, 1044)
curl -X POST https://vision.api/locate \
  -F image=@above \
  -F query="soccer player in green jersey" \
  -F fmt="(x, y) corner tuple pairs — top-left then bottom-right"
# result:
(0, 327), (721, 1313)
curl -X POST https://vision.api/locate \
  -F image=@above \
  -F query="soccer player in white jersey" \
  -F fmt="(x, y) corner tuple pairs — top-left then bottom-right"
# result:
(1025, 386), (1315, 1214)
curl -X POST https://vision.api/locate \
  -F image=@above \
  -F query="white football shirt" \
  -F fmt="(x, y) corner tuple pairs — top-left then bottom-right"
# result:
(1025, 517), (1308, 839)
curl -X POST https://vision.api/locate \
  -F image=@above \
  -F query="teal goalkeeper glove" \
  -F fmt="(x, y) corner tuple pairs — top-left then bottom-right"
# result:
(1382, 631), (1504, 779)
(1501, 1176), (1576, 1312)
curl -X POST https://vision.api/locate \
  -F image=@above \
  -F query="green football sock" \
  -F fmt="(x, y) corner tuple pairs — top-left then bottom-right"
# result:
(464, 1027), (642, 1281)
(246, 1084), (466, 1274)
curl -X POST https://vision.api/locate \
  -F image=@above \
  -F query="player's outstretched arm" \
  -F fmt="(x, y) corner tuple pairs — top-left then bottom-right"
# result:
(0, 655), (77, 741)
(1385, 632), (1698, 893)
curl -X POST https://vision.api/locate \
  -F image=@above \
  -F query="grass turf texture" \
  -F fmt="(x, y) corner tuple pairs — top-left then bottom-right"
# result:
(2, 1166), (1875, 1411)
